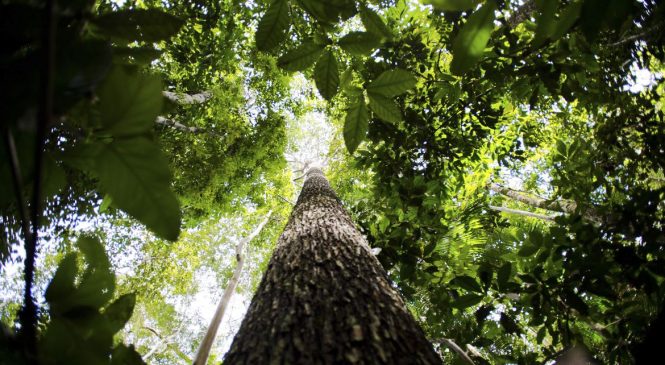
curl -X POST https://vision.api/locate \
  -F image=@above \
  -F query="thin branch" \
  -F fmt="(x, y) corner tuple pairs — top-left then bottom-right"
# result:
(3, 131), (32, 248)
(142, 326), (192, 363)
(435, 338), (476, 365)
(156, 117), (223, 137)
(193, 211), (273, 365)
(489, 205), (557, 221)
(163, 90), (213, 105)
(609, 22), (665, 47)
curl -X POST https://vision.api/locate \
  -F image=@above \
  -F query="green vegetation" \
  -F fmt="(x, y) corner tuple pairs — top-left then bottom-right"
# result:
(1, 0), (664, 363)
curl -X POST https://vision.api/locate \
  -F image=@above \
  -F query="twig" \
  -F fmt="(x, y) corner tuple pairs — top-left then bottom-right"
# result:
(3, 131), (32, 247)
(435, 338), (476, 365)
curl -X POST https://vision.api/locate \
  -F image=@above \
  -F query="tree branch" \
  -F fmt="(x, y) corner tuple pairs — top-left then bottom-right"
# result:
(193, 210), (273, 365)
(163, 90), (212, 105)
(156, 117), (223, 137)
(435, 338), (476, 365)
(489, 205), (558, 221)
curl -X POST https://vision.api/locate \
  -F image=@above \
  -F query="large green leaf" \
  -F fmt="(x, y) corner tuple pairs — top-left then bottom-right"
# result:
(92, 9), (184, 42)
(449, 1), (496, 75)
(95, 137), (181, 241)
(451, 275), (483, 293)
(44, 253), (78, 305)
(277, 41), (325, 71)
(255, 0), (290, 51)
(424, 0), (479, 11)
(98, 66), (163, 138)
(105, 293), (136, 334)
(452, 294), (484, 309)
(314, 49), (340, 100)
(343, 94), (369, 154)
(368, 93), (402, 123)
(551, 1), (583, 41)
(338, 31), (381, 56)
(366, 69), (417, 97)
(359, 7), (392, 39)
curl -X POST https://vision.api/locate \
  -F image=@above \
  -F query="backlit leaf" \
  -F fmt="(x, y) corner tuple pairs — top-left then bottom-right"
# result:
(449, 1), (496, 75)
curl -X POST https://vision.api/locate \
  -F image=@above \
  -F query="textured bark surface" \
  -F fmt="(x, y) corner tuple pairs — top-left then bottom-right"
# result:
(224, 168), (441, 364)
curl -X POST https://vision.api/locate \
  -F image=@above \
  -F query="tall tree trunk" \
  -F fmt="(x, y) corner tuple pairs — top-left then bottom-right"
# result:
(224, 168), (441, 364)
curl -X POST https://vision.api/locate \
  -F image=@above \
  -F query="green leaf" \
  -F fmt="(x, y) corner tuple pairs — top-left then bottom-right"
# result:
(255, 0), (290, 51)
(338, 31), (381, 56)
(340, 68), (355, 92)
(78, 235), (110, 269)
(533, 0), (557, 46)
(105, 293), (136, 334)
(111, 344), (147, 365)
(366, 69), (417, 97)
(277, 41), (325, 71)
(452, 294), (484, 309)
(551, 1), (582, 41)
(113, 46), (162, 65)
(424, 0), (479, 11)
(500, 312), (521, 334)
(92, 9), (184, 42)
(314, 49), (340, 100)
(451, 275), (483, 293)
(100, 194), (113, 213)
(343, 94), (369, 154)
(497, 262), (512, 289)
(449, 1), (496, 75)
(368, 93), (402, 123)
(359, 7), (392, 39)
(518, 244), (540, 257)
(95, 137), (181, 241)
(98, 66), (163, 138)
(45, 253), (78, 305)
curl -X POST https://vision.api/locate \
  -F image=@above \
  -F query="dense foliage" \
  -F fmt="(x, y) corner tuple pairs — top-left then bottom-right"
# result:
(1, 0), (664, 363)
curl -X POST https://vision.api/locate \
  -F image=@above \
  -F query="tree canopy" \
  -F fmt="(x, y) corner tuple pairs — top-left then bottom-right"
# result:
(1, 0), (664, 363)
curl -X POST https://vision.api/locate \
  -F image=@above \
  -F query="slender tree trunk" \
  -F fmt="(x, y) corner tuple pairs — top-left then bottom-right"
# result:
(193, 210), (273, 365)
(224, 168), (441, 364)
(489, 205), (557, 221)
(488, 183), (602, 224)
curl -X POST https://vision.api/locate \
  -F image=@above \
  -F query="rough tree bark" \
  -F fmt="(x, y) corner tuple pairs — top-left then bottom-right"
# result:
(224, 168), (441, 364)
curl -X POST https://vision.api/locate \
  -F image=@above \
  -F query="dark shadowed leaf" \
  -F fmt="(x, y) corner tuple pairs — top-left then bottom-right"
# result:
(359, 7), (392, 39)
(105, 293), (136, 334)
(452, 294), (484, 309)
(451, 275), (483, 293)
(424, 0), (479, 11)
(92, 9), (184, 42)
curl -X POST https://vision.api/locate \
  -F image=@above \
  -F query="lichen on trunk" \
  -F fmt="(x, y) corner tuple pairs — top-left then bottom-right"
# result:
(224, 168), (441, 364)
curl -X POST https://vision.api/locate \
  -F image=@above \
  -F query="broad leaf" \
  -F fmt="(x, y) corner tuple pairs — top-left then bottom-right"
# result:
(105, 293), (136, 333)
(277, 41), (325, 71)
(343, 94), (369, 154)
(359, 7), (392, 39)
(111, 344), (147, 365)
(366, 69), (417, 97)
(93, 9), (184, 42)
(449, 1), (496, 75)
(452, 294), (484, 309)
(255, 0), (290, 51)
(339, 31), (381, 56)
(518, 244), (539, 257)
(424, 0), (479, 11)
(451, 275), (483, 293)
(497, 262), (512, 289)
(551, 1), (583, 41)
(95, 137), (181, 241)
(368, 93), (402, 123)
(314, 49), (340, 100)
(45, 253), (78, 305)
(98, 66), (163, 138)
